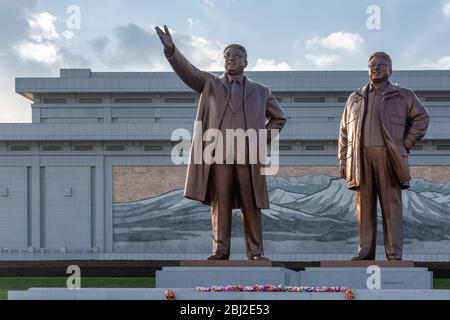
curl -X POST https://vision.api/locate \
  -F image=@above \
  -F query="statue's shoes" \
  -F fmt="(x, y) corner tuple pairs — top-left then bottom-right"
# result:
(351, 254), (375, 261)
(250, 254), (269, 261)
(206, 253), (229, 260)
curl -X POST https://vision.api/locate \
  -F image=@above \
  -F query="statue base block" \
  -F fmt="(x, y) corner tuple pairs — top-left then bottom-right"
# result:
(156, 266), (298, 288)
(157, 261), (432, 289)
(320, 260), (415, 267)
(301, 267), (432, 289)
(180, 260), (272, 267)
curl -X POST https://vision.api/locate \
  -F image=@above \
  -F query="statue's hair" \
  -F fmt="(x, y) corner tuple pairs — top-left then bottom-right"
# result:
(223, 44), (247, 59)
(369, 51), (392, 68)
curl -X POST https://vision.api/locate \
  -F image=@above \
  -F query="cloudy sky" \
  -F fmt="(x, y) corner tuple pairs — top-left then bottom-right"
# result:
(1, 0), (450, 122)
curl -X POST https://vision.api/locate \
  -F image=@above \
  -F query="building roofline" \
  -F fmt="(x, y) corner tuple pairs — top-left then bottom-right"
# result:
(15, 69), (450, 99)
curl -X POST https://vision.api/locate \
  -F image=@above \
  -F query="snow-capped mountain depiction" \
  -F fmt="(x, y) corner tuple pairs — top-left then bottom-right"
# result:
(113, 175), (450, 253)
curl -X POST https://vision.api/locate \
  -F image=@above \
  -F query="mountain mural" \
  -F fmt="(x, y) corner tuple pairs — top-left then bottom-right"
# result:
(113, 175), (450, 253)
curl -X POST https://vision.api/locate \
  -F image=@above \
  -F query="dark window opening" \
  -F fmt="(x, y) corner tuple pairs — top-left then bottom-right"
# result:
(144, 146), (163, 151)
(73, 146), (94, 151)
(42, 146), (62, 151)
(164, 97), (196, 103)
(114, 98), (152, 103)
(106, 145), (125, 151)
(10, 146), (30, 151)
(425, 97), (450, 102)
(43, 98), (67, 104)
(294, 97), (326, 103)
(305, 145), (325, 151)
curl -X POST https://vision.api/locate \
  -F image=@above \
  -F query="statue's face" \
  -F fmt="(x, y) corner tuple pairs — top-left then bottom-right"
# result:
(224, 47), (247, 75)
(368, 56), (392, 83)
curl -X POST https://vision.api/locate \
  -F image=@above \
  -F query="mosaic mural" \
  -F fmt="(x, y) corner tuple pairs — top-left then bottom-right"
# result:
(113, 167), (450, 254)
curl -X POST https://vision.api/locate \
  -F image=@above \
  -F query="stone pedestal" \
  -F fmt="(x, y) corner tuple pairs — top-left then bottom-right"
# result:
(156, 266), (298, 288)
(300, 261), (431, 289)
(156, 260), (432, 290)
(180, 260), (272, 267)
(300, 267), (432, 289)
(9, 260), (434, 299)
(320, 260), (415, 267)
(8, 288), (450, 300)
(8, 260), (436, 300)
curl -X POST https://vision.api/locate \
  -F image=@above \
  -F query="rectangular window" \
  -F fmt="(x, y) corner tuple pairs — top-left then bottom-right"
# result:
(73, 146), (94, 151)
(164, 97), (196, 103)
(425, 97), (450, 102)
(437, 145), (450, 150)
(106, 146), (125, 151)
(42, 146), (62, 151)
(337, 97), (349, 103)
(43, 98), (67, 104)
(114, 98), (152, 103)
(10, 146), (30, 151)
(305, 145), (325, 151)
(279, 145), (292, 151)
(294, 97), (326, 103)
(144, 146), (164, 151)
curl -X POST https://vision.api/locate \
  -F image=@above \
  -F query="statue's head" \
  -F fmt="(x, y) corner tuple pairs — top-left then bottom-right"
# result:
(368, 51), (392, 83)
(223, 44), (248, 75)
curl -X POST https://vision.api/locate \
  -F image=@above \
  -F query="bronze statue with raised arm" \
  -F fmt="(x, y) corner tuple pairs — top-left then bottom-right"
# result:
(338, 52), (430, 261)
(156, 25), (287, 260)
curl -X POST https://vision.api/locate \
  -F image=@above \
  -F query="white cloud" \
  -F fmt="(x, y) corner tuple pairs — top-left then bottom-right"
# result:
(0, 68), (31, 123)
(302, 31), (364, 68)
(90, 24), (226, 72)
(13, 11), (80, 66)
(60, 30), (75, 40)
(0, 3), (86, 123)
(15, 42), (59, 64)
(188, 18), (200, 27)
(305, 54), (341, 67)
(204, 0), (215, 7)
(420, 56), (450, 69)
(181, 36), (224, 70)
(443, 2), (450, 16)
(306, 32), (364, 52)
(28, 12), (59, 41)
(251, 58), (292, 71)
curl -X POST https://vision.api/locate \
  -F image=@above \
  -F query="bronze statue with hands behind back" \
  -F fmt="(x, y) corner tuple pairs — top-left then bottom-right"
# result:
(339, 52), (429, 261)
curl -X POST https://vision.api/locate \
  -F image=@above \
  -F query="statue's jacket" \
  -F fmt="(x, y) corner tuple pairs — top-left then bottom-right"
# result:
(338, 82), (430, 190)
(165, 47), (287, 208)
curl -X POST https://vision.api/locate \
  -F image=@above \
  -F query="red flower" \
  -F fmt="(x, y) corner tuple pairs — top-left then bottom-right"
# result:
(344, 289), (354, 300)
(165, 289), (176, 300)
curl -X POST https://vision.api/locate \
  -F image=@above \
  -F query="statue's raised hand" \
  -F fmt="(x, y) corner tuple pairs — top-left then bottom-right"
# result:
(155, 25), (175, 55)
